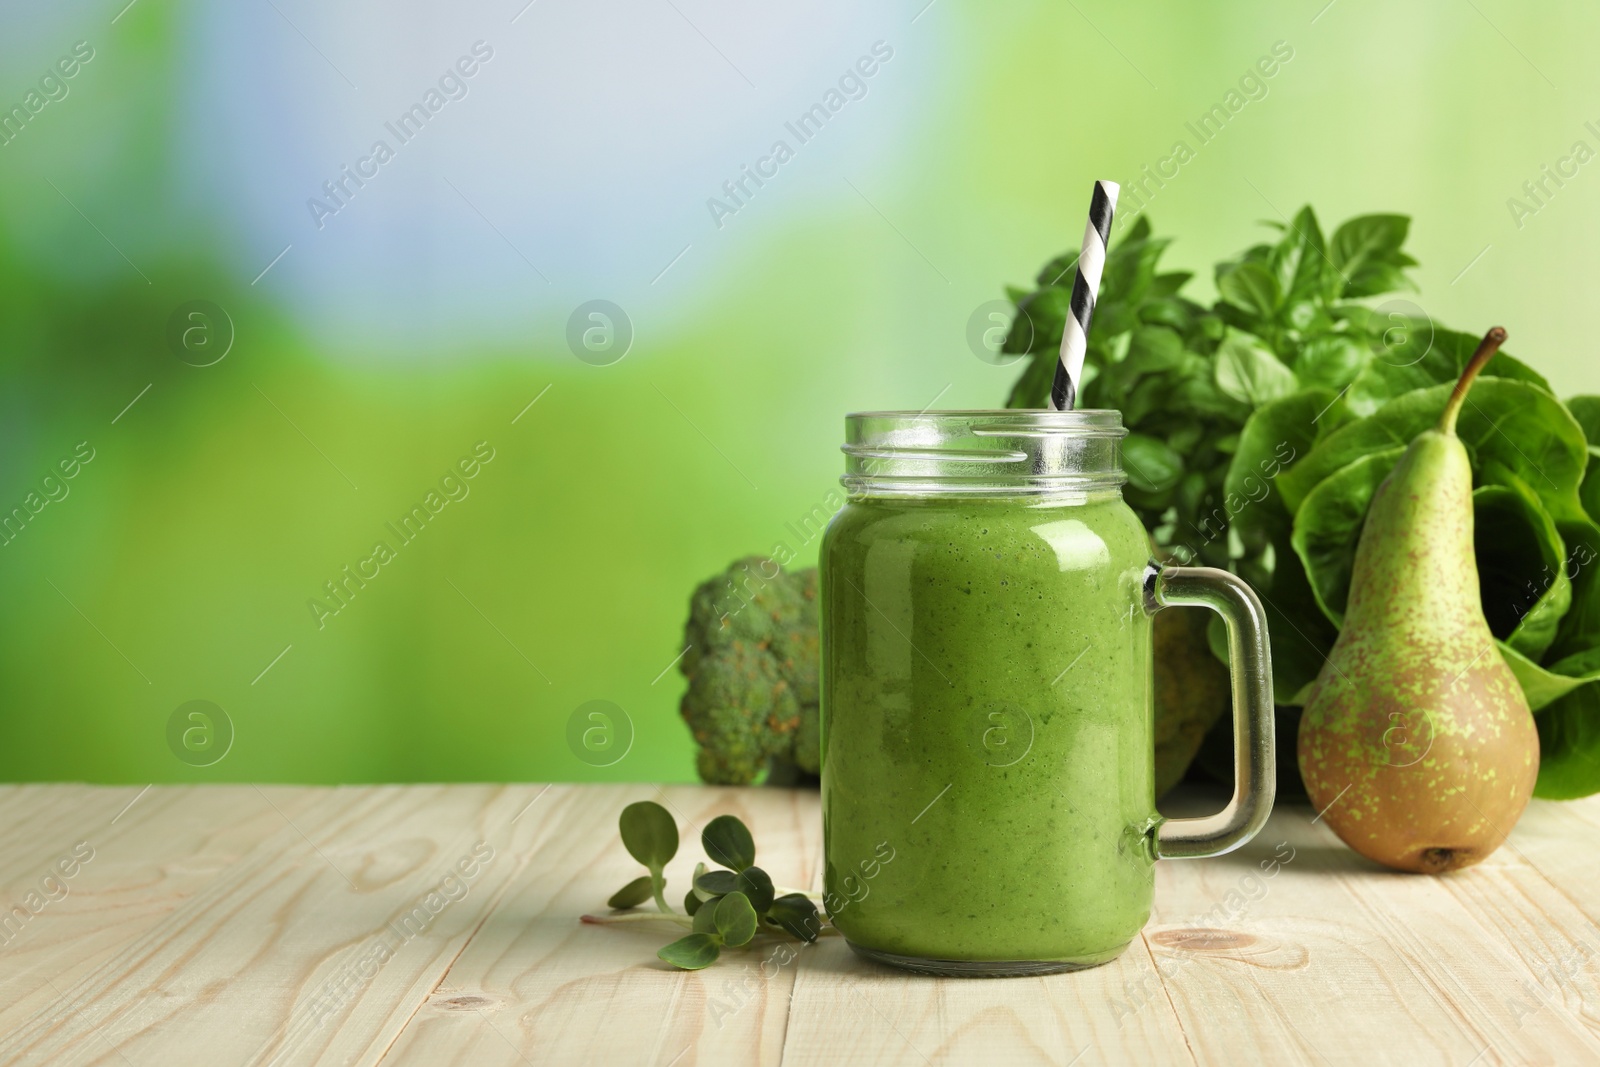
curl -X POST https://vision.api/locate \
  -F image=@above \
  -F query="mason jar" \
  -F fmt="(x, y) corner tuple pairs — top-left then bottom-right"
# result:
(819, 410), (1275, 976)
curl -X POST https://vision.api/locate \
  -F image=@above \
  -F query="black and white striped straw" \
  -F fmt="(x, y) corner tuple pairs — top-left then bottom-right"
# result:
(1049, 180), (1120, 411)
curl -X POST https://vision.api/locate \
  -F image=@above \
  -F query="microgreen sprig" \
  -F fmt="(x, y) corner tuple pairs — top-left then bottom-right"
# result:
(584, 801), (824, 969)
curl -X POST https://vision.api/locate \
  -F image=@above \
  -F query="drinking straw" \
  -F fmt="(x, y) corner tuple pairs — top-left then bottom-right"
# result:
(1049, 180), (1120, 411)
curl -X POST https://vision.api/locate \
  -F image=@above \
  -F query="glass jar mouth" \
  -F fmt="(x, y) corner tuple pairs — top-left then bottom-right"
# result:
(842, 409), (1128, 497)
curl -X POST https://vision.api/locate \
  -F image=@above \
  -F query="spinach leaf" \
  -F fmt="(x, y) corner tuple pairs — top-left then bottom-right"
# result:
(1533, 683), (1600, 800)
(1290, 449), (1404, 625)
(1473, 479), (1570, 661)
(1291, 455), (1572, 654)
(1584, 456), (1600, 527)
(1343, 326), (1550, 419)
(1501, 644), (1600, 712)
(1565, 396), (1600, 443)
(1221, 389), (1332, 559)
(1549, 519), (1600, 662)
(1277, 379), (1588, 525)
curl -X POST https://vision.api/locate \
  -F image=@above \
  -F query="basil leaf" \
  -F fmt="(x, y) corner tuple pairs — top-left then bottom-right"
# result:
(619, 801), (678, 872)
(1217, 261), (1281, 320)
(1277, 205), (1330, 305)
(658, 933), (721, 970)
(712, 892), (759, 948)
(702, 815), (756, 872)
(1122, 433), (1184, 496)
(1214, 330), (1298, 407)
(607, 876), (654, 910)
(1004, 286), (1070, 354)
(1294, 334), (1370, 392)
(1533, 683), (1600, 800)
(1328, 214), (1413, 298)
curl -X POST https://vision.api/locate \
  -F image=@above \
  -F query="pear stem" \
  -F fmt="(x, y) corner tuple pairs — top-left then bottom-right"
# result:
(1439, 326), (1507, 436)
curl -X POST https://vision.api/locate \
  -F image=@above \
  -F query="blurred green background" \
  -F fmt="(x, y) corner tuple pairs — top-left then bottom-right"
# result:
(2, 0), (1596, 783)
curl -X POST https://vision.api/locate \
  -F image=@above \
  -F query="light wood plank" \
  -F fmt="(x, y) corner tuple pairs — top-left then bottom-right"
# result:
(1142, 801), (1600, 1066)
(3, 785), (1600, 1066)
(376, 785), (822, 1067)
(0, 785), (325, 1055)
(0, 784), (552, 1067)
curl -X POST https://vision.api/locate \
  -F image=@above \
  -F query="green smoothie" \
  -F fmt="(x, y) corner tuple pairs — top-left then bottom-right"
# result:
(821, 492), (1156, 966)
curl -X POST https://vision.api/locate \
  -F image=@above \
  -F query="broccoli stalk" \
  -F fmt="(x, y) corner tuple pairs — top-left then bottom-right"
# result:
(678, 557), (820, 784)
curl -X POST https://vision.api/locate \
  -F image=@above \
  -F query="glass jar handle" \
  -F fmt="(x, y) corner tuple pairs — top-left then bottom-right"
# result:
(1146, 565), (1276, 859)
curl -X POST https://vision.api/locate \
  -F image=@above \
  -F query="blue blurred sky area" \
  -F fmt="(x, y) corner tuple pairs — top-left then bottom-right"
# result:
(186, 0), (928, 355)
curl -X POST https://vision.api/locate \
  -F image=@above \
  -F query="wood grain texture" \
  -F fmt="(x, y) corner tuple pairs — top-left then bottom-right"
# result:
(0, 785), (1595, 1066)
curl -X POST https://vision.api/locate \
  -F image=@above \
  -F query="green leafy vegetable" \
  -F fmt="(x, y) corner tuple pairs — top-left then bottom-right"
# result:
(619, 800), (678, 911)
(1474, 481), (1570, 660)
(735, 866), (776, 914)
(1534, 684), (1600, 800)
(1278, 379), (1588, 523)
(693, 868), (738, 898)
(677, 558), (820, 785)
(608, 876), (654, 910)
(767, 893), (822, 943)
(702, 814), (756, 872)
(1290, 448), (1404, 625)
(588, 803), (827, 969)
(712, 892), (759, 947)
(658, 933), (720, 970)
(1002, 205), (1600, 798)
(1214, 330), (1299, 407)
(620, 801), (678, 869)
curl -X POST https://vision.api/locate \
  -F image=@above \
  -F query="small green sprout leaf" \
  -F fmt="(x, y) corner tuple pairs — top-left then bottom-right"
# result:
(713, 891), (759, 948)
(658, 933), (720, 970)
(767, 893), (822, 943)
(607, 875), (654, 910)
(735, 866), (775, 915)
(702, 815), (756, 872)
(693, 897), (724, 935)
(694, 868), (739, 899)
(619, 801), (679, 871)
(684, 888), (702, 916)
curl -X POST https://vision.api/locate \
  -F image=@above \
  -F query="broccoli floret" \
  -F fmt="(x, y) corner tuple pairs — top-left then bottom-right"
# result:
(679, 557), (820, 784)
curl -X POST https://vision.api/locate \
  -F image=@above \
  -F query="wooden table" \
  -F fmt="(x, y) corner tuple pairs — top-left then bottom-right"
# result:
(2, 784), (1598, 1065)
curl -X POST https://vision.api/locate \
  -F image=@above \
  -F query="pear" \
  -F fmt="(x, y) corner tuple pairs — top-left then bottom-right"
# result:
(1297, 327), (1539, 874)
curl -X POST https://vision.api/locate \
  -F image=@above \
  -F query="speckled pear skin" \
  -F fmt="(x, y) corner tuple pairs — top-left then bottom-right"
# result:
(1297, 336), (1538, 874)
